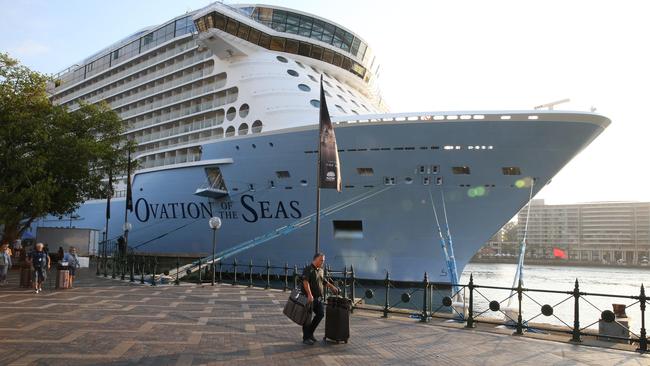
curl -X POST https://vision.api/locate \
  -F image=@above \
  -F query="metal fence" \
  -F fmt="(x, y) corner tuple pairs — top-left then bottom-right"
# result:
(93, 247), (648, 352)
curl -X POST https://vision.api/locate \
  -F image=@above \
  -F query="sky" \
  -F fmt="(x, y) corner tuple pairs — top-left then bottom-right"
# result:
(1, 0), (649, 205)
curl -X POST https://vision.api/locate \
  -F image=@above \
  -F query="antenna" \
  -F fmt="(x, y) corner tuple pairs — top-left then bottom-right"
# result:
(534, 98), (570, 110)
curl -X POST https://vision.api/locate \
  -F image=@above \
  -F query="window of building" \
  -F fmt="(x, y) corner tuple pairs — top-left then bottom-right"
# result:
(333, 220), (363, 239)
(238, 123), (249, 135)
(239, 104), (250, 118)
(226, 107), (237, 121)
(252, 120), (263, 133)
(225, 126), (235, 137)
(298, 84), (311, 92)
(452, 166), (471, 175)
(356, 168), (374, 176)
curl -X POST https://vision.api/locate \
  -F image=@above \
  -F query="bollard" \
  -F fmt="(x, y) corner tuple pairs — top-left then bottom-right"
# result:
(382, 272), (390, 318)
(466, 274), (475, 328)
(283, 263), (289, 292)
(342, 266), (348, 299)
(198, 257), (202, 285)
(140, 256), (145, 284)
(95, 251), (100, 276)
(233, 259), (238, 286)
(515, 279), (523, 335)
(293, 265), (298, 288)
(175, 257), (180, 286)
(350, 266), (356, 313)
(249, 259), (254, 288)
(211, 258), (216, 286)
(421, 272), (429, 322)
(120, 254), (126, 281)
(265, 260), (271, 290)
(103, 244), (108, 277)
(129, 253), (135, 282)
(218, 261), (222, 283)
(111, 252), (116, 279)
(571, 279), (581, 342)
(639, 284), (647, 352)
(151, 256), (157, 287)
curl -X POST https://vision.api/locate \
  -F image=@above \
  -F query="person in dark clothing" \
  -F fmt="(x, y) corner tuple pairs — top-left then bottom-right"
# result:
(57, 247), (64, 263)
(117, 236), (126, 258)
(28, 242), (51, 293)
(301, 252), (339, 345)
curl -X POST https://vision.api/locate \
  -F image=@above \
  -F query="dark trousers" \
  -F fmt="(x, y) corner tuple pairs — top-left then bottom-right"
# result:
(303, 298), (324, 340)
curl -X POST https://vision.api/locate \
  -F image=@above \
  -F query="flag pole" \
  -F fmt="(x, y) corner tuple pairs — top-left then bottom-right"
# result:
(315, 161), (321, 255)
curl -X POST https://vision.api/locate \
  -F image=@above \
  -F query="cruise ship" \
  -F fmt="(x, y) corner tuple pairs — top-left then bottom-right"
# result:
(39, 3), (610, 282)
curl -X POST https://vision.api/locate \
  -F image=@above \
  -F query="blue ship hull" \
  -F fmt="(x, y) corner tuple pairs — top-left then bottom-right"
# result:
(36, 114), (607, 282)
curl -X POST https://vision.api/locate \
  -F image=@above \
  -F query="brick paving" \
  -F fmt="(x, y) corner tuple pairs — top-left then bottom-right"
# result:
(0, 268), (648, 366)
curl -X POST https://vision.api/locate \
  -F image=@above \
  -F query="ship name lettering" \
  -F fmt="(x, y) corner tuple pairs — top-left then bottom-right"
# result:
(240, 194), (301, 223)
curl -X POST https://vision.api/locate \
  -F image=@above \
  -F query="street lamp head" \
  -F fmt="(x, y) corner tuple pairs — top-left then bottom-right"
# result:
(209, 217), (222, 230)
(123, 222), (132, 232)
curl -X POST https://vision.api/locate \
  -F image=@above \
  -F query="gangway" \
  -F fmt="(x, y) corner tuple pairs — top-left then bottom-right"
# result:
(168, 185), (393, 280)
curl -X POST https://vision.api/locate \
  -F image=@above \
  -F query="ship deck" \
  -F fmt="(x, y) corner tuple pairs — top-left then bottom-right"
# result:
(0, 269), (645, 365)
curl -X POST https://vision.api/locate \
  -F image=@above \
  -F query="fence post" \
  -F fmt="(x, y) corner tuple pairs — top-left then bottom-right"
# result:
(218, 261), (222, 283)
(342, 266), (348, 299)
(515, 278), (523, 335)
(639, 284), (647, 352)
(350, 266), (356, 313)
(265, 259), (271, 290)
(571, 279), (581, 342)
(120, 253), (126, 281)
(283, 262), (289, 292)
(383, 272), (390, 318)
(103, 242), (108, 277)
(175, 257), (180, 286)
(140, 255), (145, 284)
(150, 256), (157, 286)
(421, 272), (429, 322)
(233, 259), (238, 286)
(111, 250), (116, 279)
(198, 257), (202, 285)
(293, 265), (298, 288)
(466, 274), (475, 328)
(248, 259), (254, 288)
(129, 252), (135, 282)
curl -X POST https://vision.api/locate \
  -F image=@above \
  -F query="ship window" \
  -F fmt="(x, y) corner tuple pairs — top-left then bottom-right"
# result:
(502, 167), (521, 175)
(248, 28), (261, 44)
(452, 166), (471, 175)
(295, 61), (305, 68)
(276, 171), (291, 179)
(298, 84), (311, 92)
(335, 104), (346, 113)
(308, 75), (317, 82)
(238, 123), (248, 135)
(258, 33), (271, 49)
(356, 168), (374, 176)
(298, 42), (311, 57)
(270, 37), (285, 51)
(214, 13), (226, 30)
(226, 107), (236, 121)
(310, 45), (323, 60)
(287, 69), (299, 77)
(237, 24), (250, 40)
(239, 104), (250, 118)
(435, 176), (443, 185)
(322, 49), (334, 63)
(333, 220), (363, 240)
(285, 39), (299, 54)
(276, 55), (288, 63)
(337, 94), (347, 102)
(225, 126), (235, 137)
(432, 165), (440, 174)
(310, 99), (320, 108)
(252, 120), (263, 133)
(226, 19), (239, 35)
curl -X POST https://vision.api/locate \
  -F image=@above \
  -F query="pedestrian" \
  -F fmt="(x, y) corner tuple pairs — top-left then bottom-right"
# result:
(0, 242), (12, 285)
(63, 246), (81, 288)
(301, 252), (339, 345)
(28, 243), (51, 293)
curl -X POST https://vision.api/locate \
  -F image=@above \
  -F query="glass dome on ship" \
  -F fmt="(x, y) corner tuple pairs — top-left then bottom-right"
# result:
(41, 2), (610, 283)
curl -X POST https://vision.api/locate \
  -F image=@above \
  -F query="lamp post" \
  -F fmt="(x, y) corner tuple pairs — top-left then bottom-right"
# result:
(209, 217), (222, 286)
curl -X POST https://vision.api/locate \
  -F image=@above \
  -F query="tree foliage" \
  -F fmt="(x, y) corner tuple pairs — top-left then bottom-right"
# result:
(0, 53), (133, 242)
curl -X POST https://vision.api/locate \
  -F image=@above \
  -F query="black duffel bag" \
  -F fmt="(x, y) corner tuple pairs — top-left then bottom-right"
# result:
(283, 287), (312, 325)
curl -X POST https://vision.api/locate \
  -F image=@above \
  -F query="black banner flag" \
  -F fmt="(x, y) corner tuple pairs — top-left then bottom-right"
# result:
(126, 149), (133, 212)
(106, 170), (112, 219)
(318, 77), (342, 192)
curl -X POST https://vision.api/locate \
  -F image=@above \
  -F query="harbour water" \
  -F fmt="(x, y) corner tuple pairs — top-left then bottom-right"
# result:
(460, 263), (650, 331)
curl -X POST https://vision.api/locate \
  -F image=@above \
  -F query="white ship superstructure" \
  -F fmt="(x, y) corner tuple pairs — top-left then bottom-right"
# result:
(40, 3), (611, 282)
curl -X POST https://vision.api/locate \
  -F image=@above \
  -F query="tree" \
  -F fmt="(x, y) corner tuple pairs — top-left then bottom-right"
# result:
(0, 53), (133, 243)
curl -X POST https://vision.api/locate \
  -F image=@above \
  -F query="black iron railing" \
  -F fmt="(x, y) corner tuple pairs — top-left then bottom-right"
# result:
(92, 248), (648, 353)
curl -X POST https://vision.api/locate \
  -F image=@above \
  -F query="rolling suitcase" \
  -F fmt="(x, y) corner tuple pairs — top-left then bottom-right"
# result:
(324, 296), (351, 343)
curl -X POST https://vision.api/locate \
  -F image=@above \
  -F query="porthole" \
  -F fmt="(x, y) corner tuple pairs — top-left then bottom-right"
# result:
(287, 69), (299, 77)
(295, 61), (305, 68)
(276, 55), (288, 63)
(225, 126), (235, 137)
(338, 94), (347, 102)
(298, 84), (311, 92)
(239, 104), (249, 118)
(226, 107), (236, 121)
(252, 120), (263, 133)
(238, 123), (249, 135)
(310, 99), (320, 108)
(335, 104), (346, 113)
(300, 180), (308, 186)
(308, 75), (317, 82)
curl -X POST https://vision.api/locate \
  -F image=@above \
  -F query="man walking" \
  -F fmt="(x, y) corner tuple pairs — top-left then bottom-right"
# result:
(63, 246), (81, 288)
(28, 243), (50, 293)
(301, 252), (339, 345)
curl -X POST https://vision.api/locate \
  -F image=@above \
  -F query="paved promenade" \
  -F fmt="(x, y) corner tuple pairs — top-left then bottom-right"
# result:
(0, 269), (648, 366)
